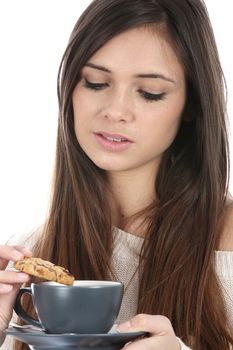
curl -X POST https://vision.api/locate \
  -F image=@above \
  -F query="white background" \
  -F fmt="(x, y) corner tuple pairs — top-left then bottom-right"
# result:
(0, 1), (232, 244)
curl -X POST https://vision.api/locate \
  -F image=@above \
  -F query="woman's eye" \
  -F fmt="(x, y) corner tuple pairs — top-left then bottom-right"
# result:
(139, 89), (166, 102)
(84, 78), (108, 91)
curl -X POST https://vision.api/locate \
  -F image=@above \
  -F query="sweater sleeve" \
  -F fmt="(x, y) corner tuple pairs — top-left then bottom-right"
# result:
(215, 251), (233, 328)
(1, 335), (14, 350)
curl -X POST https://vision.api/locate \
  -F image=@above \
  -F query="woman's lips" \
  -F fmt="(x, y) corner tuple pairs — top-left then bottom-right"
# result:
(94, 132), (133, 152)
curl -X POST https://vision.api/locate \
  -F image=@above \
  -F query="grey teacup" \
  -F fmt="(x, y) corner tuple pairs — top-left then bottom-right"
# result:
(14, 281), (123, 334)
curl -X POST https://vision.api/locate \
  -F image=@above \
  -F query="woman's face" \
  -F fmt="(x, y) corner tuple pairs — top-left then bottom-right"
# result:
(72, 26), (186, 175)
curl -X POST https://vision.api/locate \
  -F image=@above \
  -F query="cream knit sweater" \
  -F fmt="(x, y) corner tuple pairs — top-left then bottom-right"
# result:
(2, 227), (233, 349)
(112, 227), (233, 349)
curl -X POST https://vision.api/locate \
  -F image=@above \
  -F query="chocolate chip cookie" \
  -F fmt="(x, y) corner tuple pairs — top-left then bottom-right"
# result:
(14, 257), (75, 285)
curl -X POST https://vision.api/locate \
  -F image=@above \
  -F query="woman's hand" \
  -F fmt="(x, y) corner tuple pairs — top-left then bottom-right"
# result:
(117, 314), (181, 350)
(0, 245), (32, 342)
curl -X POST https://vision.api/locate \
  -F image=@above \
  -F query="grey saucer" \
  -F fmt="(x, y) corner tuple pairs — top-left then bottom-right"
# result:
(5, 326), (147, 350)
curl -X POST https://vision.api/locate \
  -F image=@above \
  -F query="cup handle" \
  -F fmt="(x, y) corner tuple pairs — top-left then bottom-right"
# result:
(14, 287), (43, 329)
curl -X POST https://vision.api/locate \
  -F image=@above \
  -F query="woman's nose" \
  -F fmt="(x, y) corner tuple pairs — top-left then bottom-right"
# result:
(102, 88), (134, 123)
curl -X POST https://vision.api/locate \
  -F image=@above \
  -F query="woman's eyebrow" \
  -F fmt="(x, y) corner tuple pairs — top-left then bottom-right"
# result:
(84, 62), (176, 84)
(85, 62), (110, 73)
(137, 73), (176, 84)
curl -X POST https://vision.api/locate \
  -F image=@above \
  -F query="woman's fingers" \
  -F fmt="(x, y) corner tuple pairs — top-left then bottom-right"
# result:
(117, 314), (181, 350)
(117, 314), (173, 335)
(0, 244), (32, 270)
(0, 245), (31, 294)
(0, 245), (24, 270)
(11, 245), (33, 257)
(0, 270), (30, 283)
(120, 335), (167, 350)
(0, 270), (30, 295)
(0, 244), (32, 335)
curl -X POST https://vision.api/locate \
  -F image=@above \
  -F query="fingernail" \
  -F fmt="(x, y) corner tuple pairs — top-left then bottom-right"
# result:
(12, 251), (24, 260)
(15, 245), (32, 255)
(116, 321), (131, 332)
(20, 247), (32, 256)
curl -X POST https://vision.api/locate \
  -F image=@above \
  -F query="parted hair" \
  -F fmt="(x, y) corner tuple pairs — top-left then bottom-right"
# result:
(15, 1), (232, 349)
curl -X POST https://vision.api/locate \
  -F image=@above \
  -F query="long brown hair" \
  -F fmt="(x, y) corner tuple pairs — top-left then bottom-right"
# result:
(15, 0), (232, 349)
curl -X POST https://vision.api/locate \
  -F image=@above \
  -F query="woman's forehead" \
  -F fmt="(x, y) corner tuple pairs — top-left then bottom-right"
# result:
(86, 26), (185, 84)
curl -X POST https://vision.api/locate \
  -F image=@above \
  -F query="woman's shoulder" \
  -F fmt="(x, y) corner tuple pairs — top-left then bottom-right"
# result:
(218, 194), (233, 251)
(6, 226), (43, 271)
(6, 225), (43, 250)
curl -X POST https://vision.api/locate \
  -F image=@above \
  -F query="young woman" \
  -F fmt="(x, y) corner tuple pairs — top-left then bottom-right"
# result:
(0, 0), (233, 349)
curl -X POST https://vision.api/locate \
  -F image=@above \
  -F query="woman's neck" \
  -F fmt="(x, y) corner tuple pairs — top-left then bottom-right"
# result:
(107, 166), (157, 237)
